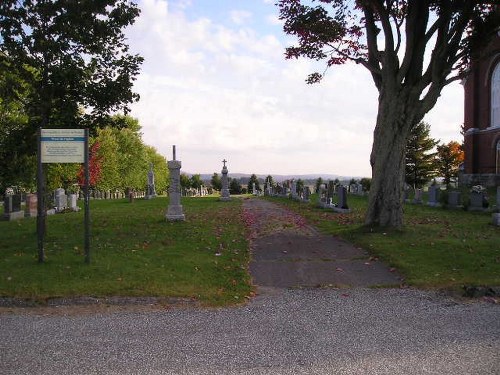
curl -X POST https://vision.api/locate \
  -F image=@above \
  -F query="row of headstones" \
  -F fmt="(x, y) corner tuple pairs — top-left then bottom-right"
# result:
(82, 190), (132, 200)
(263, 180), (311, 203)
(181, 186), (210, 197)
(318, 183), (351, 213)
(405, 186), (499, 211)
(2, 190), (80, 221)
(2, 188), (147, 221)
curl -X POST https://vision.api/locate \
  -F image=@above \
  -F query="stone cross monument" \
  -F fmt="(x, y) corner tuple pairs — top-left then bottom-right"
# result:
(220, 159), (231, 201)
(166, 145), (185, 221)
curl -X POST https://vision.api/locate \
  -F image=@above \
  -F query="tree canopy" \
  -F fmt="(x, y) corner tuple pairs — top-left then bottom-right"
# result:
(0, 0), (143, 192)
(278, 1), (498, 228)
(436, 140), (464, 186)
(405, 122), (438, 188)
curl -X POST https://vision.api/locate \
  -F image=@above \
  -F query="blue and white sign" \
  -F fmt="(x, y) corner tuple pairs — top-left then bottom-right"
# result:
(41, 129), (86, 163)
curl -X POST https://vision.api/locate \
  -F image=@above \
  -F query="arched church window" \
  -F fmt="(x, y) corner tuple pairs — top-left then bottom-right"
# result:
(492, 62), (500, 128)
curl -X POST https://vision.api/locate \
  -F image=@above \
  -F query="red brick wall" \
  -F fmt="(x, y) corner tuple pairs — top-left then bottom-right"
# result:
(463, 32), (500, 174)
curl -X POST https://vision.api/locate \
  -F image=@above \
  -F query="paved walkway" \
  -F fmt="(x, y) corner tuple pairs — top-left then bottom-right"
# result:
(1, 197), (499, 374)
(243, 198), (402, 290)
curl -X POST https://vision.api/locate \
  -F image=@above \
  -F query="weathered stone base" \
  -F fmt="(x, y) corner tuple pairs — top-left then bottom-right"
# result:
(219, 197), (231, 202)
(166, 205), (185, 221)
(166, 214), (186, 221)
(3, 211), (24, 221)
(25, 211), (37, 218)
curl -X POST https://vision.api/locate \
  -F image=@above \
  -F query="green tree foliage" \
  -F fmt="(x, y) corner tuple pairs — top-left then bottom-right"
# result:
(315, 177), (323, 193)
(46, 163), (81, 192)
(230, 178), (242, 195)
(278, 1), (498, 228)
(211, 173), (222, 191)
(45, 115), (168, 194)
(180, 174), (191, 190)
(264, 175), (274, 191)
(145, 146), (168, 194)
(405, 122), (438, 188)
(0, 64), (35, 192)
(93, 127), (120, 191)
(190, 174), (203, 190)
(436, 141), (464, 187)
(247, 174), (260, 192)
(360, 178), (372, 193)
(0, 0), (143, 191)
(296, 179), (304, 192)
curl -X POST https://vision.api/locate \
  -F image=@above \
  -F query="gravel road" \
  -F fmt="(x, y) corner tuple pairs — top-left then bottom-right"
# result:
(1, 288), (499, 374)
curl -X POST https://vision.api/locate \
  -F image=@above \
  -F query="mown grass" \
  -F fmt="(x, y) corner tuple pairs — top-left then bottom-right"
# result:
(0, 197), (252, 306)
(267, 194), (500, 289)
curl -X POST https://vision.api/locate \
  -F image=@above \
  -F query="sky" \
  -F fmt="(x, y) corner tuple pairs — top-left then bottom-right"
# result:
(125, 0), (464, 177)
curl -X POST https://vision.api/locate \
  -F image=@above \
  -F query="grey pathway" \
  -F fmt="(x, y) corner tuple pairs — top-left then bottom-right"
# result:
(1, 198), (499, 374)
(245, 199), (402, 289)
(1, 289), (499, 374)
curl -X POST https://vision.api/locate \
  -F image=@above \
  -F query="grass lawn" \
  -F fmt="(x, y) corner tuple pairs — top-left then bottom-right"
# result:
(267, 194), (500, 290)
(0, 197), (252, 306)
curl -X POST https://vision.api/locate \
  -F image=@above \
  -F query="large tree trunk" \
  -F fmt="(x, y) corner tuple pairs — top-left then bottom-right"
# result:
(365, 93), (417, 228)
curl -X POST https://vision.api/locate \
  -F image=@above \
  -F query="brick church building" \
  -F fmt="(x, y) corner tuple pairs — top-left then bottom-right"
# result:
(462, 27), (500, 187)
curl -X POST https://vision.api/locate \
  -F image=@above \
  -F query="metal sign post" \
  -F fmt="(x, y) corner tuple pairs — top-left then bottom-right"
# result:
(38, 128), (90, 263)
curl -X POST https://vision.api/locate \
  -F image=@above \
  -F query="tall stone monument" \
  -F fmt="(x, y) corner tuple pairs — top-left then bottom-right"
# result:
(166, 146), (185, 221)
(220, 159), (231, 201)
(145, 162), (157, 199)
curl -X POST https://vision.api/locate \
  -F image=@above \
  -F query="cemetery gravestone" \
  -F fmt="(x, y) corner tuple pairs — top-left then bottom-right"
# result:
(303, 186), (311, 202)
(220, 159), (231, 201)
(3, 194), (24, 221)
(413, 189), (423, 204)
(447, 191), (461, 208)
(493, 187), (500, 226)
(469, 191), (485, 211)
(166, 146), (185, 221)
(68, 194), (79, 212)
(55, 188), (67, 212)
(427, 186), (440, 207)
(146, 163), (157, 199)
(338, 186), (348, 209)
(25, 194), (38, 217)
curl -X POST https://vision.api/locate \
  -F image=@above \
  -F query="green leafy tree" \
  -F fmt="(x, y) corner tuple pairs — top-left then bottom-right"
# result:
(0, 0), (143, 192)
(278, 1), (498, 228)
(230, 178), (242, 195)
(211, 173), (222, 191)
(145, 146), (168, 195)
(93, 127), (120, 191)
(247, 174), (260, 192)
(405, 122), (439, 188)
(296, 178), (304, 193)
(360, 177), (371, 192)
(315, 177), (323, 193)
(180, 174), (191, 190)
(264, 175), (274, 191)
(436, 141), (464, 187)
(0, 63), (35, 192)
(190, 174), (203, 190)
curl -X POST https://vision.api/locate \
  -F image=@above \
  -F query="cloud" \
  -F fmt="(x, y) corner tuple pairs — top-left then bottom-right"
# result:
(125, 0), (463, 177)
(229, 10), (252, 25)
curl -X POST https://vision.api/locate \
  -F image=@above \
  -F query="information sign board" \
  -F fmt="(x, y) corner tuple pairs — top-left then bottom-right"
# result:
(40, 129), (85, 163)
